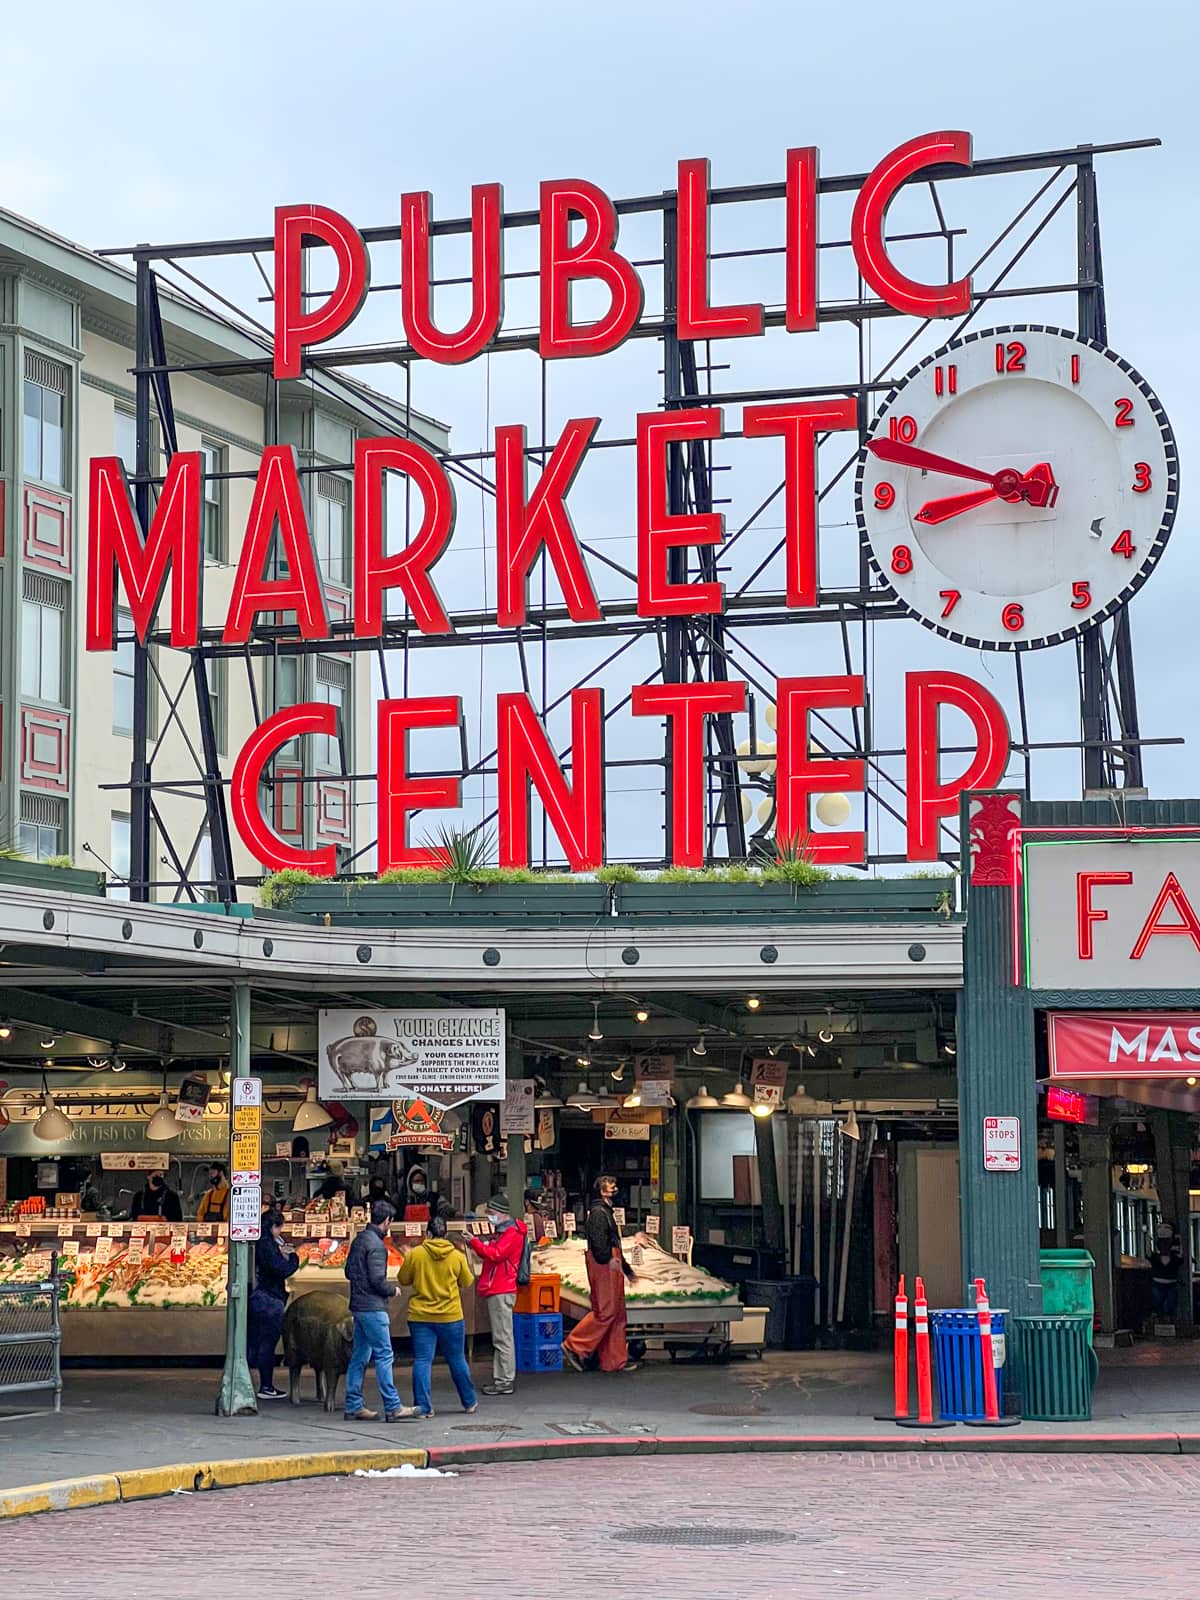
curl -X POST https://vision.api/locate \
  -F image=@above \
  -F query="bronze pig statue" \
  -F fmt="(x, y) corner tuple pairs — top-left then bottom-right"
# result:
(284, 1290), (355, 1413)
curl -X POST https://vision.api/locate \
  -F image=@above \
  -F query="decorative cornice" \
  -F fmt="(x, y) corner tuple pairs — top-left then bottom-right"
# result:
(0, 325), (83, 363)
(1030, 989), (1200, 1008)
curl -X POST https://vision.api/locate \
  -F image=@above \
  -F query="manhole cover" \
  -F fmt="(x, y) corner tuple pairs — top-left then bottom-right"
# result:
(551, 1420), (619, 1436)
(613, 1526), (798, 1548)
(689, 1402), (768, 1417)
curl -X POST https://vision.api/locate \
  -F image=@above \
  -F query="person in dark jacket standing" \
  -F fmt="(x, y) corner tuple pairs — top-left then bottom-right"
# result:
(129, 1171), (183, 1222)
(1148, 1222), (1184, 1320)
(563, 1175), (639, 1374)
(248, 1210), (299, 1400)
(464, 1194), (528, 1397)
(342, 1200), (416, 1422)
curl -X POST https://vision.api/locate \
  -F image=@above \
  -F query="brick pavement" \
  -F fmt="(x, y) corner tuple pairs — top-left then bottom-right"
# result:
(5, 1453), (1200, 1598)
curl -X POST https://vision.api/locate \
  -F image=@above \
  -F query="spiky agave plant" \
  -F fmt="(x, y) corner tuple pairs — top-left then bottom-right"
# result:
(427, 823), (496, 892)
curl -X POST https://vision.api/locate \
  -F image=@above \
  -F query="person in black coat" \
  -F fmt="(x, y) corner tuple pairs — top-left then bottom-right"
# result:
(129, 1172), (183, 1222)
(248, 1210), (299, 1400)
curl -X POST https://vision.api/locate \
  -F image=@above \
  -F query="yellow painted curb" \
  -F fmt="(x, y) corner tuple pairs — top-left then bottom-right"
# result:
(0, 1449), (428, 1520)
(0, 1474), (120, 1520)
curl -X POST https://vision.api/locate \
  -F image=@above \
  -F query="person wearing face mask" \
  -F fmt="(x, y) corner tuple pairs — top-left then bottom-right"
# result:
(563, 1175), (639, 1374)
(129, 1171), (183, 1222)
(464, 1194), (528, 1397)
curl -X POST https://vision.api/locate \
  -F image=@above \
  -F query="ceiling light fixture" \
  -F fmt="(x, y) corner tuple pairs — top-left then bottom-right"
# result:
(40, 1036), (57, 1051)
(566, 1081), (600, 1109)
(746, 996), (761, 1011)
(576, 1053), (591, 1069)
(943, 1041), (957, 1058)
(685, 1085), (720, 1110)
(750, 1100), (775, 1119)
(32, 1070), (73, 1143)
(721, 1082), (752, 1109)
(610, 1061), (627, 1082)
(0, 1021), (11, 1040)
(1188, 1077), (1198, 1089)
(589, 1002), (603, 1043)
(146, 1087), (183, 1142)
(534, 1085), (564, 1110)
(635, 1007), (649, 1024)
(692, 1035), (707, 1057)
(818, 1007), (835, 1045)
(766, 1043), (779, 1057)
(841, 1106), (861, 1142)
(293, 1084), (334, 1133)
(624, 1089), (643, 1110)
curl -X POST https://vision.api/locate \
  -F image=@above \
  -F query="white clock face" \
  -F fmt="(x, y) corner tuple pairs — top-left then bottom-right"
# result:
(855, 325), (1178, 650)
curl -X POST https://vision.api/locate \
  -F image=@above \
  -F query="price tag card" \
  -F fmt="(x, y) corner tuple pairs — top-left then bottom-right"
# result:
(171, 1227), (189, 1248)
(308, 1222), (325, 1238)
(671, 1225), (692, 1256)
(404, 1222), (423, 1238)
(562, 1212), (576, 1234)
(275, 1142), (293, 1159)
(631, 1245), (644, 1266)
(57, 1222), (74, 1238)
(107, 1223), (126, 1237)
(94, 1236), (114, 1264)
(544, 1220), (559, 1239)
(331, 1223), (349, 1239)
(127, 1241), (144, 1265)
(195, 1224), (213, 1239)
(645, 1214), (661, 1236)
(612, 1207), (626, 1229)
(86, 1223), (103, 1238)
(15, 1222), (31, 1238)
(62, 1240), (81, 1258)
(350, 1207), (367, 1225)
(215, 1224), (229, 1239)
(130, 1224), (148, 1239)
(27, 1252), (51, 1275)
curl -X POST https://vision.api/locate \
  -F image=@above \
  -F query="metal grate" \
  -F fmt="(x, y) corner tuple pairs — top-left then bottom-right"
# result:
(316, 472), (348, 502)
(315, 656), (350, 688)
(24, 351), (66, 392)
(689, 1402), (768, 1417)
(22, 570), (66, 608)
(613, 1527), (799, 1548)
(20, 793), (64, 828)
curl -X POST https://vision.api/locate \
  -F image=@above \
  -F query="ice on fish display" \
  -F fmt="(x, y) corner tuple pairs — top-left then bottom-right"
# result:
(532, 1232), (738, 1307)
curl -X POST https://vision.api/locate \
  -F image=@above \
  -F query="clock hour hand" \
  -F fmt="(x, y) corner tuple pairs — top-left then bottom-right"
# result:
(914, 488), (1001, 525)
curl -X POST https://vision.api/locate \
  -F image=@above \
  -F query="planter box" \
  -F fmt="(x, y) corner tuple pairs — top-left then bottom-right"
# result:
(282, 880), (610, 925)
(614, 878), (953, 922)
(0, 856), (106, 897)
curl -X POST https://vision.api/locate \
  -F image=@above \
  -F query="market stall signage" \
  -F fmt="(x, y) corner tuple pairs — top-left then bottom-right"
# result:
(99, 1152), (170, 1171)
(1023, 837), (1200, 989)
(318, 1008), (504, 1109)
(671, 1226), (692, 1257)
(982, 1116), (1021, 1172)
(501, 1079), (535, 1136)
(750, 1058), (788, 1108)
(384, 1098), (454, 1151)
(1048, 1012), (1200, 1080)
(605, 1120), (650, 1140)
(646, 1214), (661, 1237)
(1045, 1085), (1099, 1125)
(174, 1073), (211, 1124)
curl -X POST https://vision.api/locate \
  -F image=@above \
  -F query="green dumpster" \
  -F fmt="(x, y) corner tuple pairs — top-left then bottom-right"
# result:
(1040, 1249), (1095, 1347)
(1012, 1315), (1093, 1421)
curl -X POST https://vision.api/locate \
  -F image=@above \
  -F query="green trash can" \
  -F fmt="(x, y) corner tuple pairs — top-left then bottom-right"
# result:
(1040, 1249), (1095, 1347)
(1012, 1314), (1093, 1420)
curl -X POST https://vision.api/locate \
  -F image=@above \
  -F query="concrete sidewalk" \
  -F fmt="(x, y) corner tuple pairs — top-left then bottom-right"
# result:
(2, 1342), (1200, 1494)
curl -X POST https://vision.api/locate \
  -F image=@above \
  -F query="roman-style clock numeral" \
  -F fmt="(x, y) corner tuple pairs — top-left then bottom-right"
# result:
(933, 364), (957, 397)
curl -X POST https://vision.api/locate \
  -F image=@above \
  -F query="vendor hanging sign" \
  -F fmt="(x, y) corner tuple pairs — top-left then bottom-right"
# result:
(318, 1007), (505, 1109)
(1048, 1012), (1200, 1079)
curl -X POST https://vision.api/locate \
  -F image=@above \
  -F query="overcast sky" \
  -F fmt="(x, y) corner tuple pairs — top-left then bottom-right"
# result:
(2, 0), (1195, 865)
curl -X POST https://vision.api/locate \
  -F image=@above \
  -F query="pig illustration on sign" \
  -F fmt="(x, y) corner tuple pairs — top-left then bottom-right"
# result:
(324, 1033), (419, 1093)
(284, 1290), (355, 1412)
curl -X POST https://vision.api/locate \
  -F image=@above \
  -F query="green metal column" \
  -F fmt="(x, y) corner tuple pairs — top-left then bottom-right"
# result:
(504, 1035), (526, 1220)
(958, 794), (1041, 1317)
(217, 982), (256, 1417)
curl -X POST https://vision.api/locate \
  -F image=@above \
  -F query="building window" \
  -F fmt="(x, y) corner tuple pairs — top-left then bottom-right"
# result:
(201, 441), (224, 562)
(113, 610), (135, 734)
(205, 656), (226, 756)
(114, 407), (137, 473)
(273, 654), (301, 758)
(315, 473), (349, 588)
(314, 657), (349, 770)
(18, 793), (65, 861)
(109, 812), (131, 900)
(21, 571), (66, 704)
(195, 828), (218, 902)
(23, 352), (67, 487)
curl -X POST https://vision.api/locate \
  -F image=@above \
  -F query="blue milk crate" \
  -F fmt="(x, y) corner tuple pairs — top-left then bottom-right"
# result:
(930, 1308), (1007, 1421)
(513, 1311), (563, 1373)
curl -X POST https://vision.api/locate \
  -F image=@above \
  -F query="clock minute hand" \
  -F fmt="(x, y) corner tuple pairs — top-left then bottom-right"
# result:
(867, 437), (1003, 488)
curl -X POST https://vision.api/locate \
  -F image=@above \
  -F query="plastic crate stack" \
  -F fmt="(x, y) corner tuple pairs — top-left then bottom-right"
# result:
(514, 1311), (563, 1373)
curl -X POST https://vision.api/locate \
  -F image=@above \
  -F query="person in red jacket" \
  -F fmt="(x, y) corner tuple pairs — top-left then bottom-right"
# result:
(465, 1193), (527, 1396)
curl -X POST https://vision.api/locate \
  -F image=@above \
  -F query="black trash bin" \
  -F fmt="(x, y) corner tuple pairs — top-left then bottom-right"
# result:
(743, 1280), (792, 1348)
(783, 1275), (818, 1350)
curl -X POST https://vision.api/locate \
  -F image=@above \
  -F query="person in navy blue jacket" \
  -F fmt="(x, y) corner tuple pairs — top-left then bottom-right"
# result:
(248, 1210), (299, 1400)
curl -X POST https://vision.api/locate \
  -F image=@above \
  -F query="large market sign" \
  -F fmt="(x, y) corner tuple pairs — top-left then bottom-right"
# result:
(84, 133), (1176, 877)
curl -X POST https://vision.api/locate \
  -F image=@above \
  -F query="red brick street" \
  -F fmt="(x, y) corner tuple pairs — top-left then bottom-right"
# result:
(5, 1452), (1200, 1598)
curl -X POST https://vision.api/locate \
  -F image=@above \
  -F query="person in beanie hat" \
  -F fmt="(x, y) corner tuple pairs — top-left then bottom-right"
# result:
(464, 1192), (528, 1395)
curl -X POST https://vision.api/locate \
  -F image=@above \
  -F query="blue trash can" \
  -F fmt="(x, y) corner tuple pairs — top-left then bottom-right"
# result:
(929, 1309), (1008, 1421)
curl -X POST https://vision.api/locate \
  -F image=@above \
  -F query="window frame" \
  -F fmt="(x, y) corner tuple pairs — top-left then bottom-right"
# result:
(22, 354), (68, 489)
(21, 574), (67, 706)
(201, 439), (226, 563)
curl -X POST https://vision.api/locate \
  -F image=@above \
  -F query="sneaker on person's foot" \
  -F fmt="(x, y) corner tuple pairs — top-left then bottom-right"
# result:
(344, 1407), (379, 1421)
(618, 1360), (641, 1372)
(386, 1406), (425, 1422)
(257, 1386), (287, 1400)
(562, 1345), (584, 1373)
(482, 1382), (514, 1396)
(463, 1403), (478, 1413)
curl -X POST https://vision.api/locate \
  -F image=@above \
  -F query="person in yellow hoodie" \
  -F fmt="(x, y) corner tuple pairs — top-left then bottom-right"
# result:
(397, 1215), (478, 1419)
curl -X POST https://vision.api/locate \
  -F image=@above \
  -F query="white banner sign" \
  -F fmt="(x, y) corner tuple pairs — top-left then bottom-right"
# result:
(318, 1008), (505, 1109)
(501, 1079), (535, 1136)
(230, 1185), (262, 1240)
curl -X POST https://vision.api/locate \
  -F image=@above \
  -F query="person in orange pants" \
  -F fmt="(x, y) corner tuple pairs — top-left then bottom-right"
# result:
(563, 1175), (639, 1373)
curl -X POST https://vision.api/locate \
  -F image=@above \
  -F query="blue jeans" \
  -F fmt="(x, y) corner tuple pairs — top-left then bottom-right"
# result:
(410, 1319), (477, 1415)
(345, 1311), (401, 1415)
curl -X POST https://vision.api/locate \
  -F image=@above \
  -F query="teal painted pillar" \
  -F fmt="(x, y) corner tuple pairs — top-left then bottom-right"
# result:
(217, 982), (256, 1417)
(958, 792), (1042, 1316)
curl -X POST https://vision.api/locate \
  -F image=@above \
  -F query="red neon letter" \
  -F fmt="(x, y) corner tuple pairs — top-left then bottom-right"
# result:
(1131, 872), (1200, 960)
(377, 697), (462, 871)
(632, 681), (747, 867)
(905, 670), (1009, 861)
(273, 204), (369, 380)
(637, 408), (724, 617)
(225, 447), (330, 644)
(496, 418), (602, 628)
(230, 704), (336, 875)
(775, 676), (865, 864)
(497, 690), (605, 871)
(1077, 870), (1133, 959)
(539, 179), (644, 359)
(785, 146), (820, 333)
(86, 453), (201, 649)
(676, 158), (763, 341)
(401, 183), (503, 364)
(742, 399), (856, 608)
(850, 132), (973, 318)
(353, 436), (455, 637)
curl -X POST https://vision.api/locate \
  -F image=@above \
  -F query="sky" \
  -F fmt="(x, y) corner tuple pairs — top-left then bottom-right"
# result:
(2, 0), (1196, 866)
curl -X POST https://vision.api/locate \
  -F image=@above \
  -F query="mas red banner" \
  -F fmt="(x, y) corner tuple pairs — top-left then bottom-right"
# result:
(1047, 1012), (1200, 1080)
